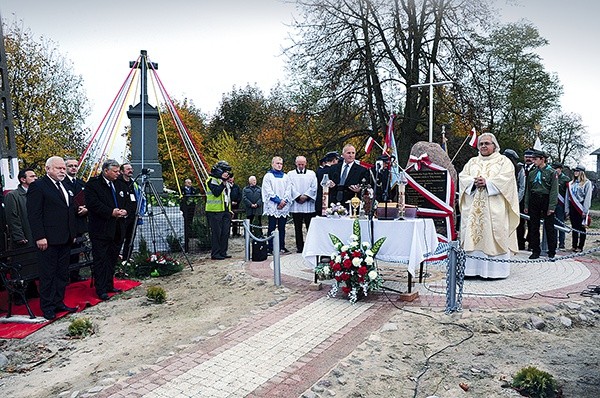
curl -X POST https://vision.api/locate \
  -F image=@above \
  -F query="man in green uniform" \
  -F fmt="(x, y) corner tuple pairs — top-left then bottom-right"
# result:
(524, 150), (558, 259)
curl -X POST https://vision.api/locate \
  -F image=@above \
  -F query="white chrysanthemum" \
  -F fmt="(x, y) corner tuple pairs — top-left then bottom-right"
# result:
(352, 257), (362, 267)
(361, 241), (371, 249)
(365, 256), (374, 265)
(365, 249), (374, 256)
(341, 245), (349, 252)
(349, 234), (358, 241)
(335, 242), (342, 250)
(331, 252), (338, 258)
(335, 255), (342, 263)
(323, 266), (330, 275)
(368, 270), (378, 280)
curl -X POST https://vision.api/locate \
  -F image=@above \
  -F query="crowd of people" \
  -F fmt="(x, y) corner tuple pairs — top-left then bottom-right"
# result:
(2, 139), (594, 316)
(459, 132), (593, 279)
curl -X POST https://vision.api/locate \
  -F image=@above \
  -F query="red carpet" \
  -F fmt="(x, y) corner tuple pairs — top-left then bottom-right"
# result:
(0, 278), (141, 339)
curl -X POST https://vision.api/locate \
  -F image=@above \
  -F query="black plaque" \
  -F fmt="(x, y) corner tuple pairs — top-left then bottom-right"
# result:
(405, 169), (450, 238)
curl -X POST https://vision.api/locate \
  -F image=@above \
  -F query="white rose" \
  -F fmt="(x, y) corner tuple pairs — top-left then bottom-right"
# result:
(335, 255), (342, 263)
(368, 270), (378, 280)
(349, 234), (358, 241)
(365, 256), (374, 265)
(365, 249), (374, 257)
(362, 241), (371, 249)
(352, 257), (362, 267)
(331, 252), (338, 258)
(341, 245), (349, 252)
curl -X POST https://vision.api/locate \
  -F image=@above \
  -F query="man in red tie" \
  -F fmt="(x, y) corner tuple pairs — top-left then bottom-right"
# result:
(27, 156), (78, 320)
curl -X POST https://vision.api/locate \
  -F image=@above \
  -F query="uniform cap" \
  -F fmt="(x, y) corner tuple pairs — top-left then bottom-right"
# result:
(574, 164), (586, 172)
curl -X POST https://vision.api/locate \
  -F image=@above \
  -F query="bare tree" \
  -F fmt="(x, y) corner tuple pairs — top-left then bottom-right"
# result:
(542, 112), (589, 167)
(285, 0), (494, 160)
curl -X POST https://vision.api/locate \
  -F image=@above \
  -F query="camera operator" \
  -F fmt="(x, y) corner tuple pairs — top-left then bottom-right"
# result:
(205, 160), (233, 260)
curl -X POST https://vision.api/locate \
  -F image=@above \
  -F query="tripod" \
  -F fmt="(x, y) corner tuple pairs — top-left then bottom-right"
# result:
(127, 172), (193, 271)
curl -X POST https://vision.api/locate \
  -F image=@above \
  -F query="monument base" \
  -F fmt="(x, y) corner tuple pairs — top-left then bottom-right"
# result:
(398, 291), (419, 302)
(309, 282), (323, 291)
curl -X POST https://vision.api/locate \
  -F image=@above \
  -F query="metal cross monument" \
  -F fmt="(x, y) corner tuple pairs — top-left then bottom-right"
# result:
(410, 63), (453, 143)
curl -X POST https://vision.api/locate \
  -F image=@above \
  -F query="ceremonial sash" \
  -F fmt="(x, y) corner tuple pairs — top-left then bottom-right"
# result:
(567, 181), (591, 226)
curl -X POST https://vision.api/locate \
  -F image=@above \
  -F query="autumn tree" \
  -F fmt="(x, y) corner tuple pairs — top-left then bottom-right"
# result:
(4, 20), (90, 170)
(157, 98), (207, 192)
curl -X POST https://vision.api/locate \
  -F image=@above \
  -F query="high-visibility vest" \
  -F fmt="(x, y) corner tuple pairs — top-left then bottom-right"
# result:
(205, 176), (226, 212)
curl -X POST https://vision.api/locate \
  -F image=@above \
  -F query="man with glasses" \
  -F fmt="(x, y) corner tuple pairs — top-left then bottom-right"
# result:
(458, 133), (520, 278)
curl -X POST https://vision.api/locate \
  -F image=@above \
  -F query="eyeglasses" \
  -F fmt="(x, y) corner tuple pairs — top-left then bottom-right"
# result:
(479, 141), (493, 146)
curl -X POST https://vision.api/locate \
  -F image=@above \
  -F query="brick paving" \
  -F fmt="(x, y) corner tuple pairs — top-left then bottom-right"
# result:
(98, 248), (600, 397)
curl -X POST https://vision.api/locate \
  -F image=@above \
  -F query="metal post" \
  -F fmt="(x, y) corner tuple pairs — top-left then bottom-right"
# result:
(446, 241), (458, 312)
(244, 219), (250, 262)
(273, 228), (281, 286)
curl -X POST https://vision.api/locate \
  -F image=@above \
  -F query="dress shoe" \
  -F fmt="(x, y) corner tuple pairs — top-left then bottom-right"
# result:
(43, 312), (56, 320)
(211, 256), (225, 260)
(98, 293), (110, 301)
(109, 288), (123, 293)
(55, 304), (78, 313)
(223, 254), (232, 258)
(70, 275), (87, 283)
(529, 253), (540, 260)
(280, 248), (290, 254)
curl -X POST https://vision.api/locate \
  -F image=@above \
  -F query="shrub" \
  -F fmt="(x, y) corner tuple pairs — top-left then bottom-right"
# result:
(67, 317), (94, 338)
(512, 366), (559, 398)
(146, 286), (167, 303)
(166, 234), (183, 252)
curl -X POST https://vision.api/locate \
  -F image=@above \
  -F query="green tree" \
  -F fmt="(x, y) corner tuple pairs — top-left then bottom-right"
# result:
(4, 20), (90, 171)
(466, 22), (562, 150)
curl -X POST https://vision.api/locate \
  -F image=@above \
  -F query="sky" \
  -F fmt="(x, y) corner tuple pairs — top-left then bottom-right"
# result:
(1, 0), (599, 168)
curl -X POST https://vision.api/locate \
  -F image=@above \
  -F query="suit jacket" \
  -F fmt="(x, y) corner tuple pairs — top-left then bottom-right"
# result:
(26, 176), (77, 245)
(329, 161), (370, 205)
(63, 176), (88, 234)
(4, 185), (33, 244)
(85, 176), (130, 241)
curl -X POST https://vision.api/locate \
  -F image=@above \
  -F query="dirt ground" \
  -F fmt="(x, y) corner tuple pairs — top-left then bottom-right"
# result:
(1, 229), (599, 398)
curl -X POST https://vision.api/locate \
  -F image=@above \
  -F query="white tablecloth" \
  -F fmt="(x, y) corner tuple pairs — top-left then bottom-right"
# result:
(302, 217), (438, 276)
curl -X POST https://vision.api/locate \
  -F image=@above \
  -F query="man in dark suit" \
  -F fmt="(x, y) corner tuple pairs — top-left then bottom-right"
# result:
(329, 144), (370, 207)
(27, 156), (78, 320)
(85, 159), (130, 301)
(63, 157), (88, 282)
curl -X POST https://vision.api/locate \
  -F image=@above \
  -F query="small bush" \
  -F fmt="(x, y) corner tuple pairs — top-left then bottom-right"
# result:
(67, 317), (94, 338)
(166, 234), (183, 252)
(512, 366), (559, 398)
(146, 286), (167, 303)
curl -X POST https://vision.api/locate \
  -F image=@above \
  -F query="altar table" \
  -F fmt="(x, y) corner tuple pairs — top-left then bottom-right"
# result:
(302, 217), (438, 276)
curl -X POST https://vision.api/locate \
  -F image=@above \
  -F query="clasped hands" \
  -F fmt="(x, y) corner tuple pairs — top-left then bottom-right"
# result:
(112, 208), (128, 218)
(474, 176), (487, 188)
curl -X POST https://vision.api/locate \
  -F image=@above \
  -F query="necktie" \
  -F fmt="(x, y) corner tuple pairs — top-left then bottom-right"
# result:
(56, 181), (67, 203)
(109, 182), (118, 206)
(340, 164), (349, 185)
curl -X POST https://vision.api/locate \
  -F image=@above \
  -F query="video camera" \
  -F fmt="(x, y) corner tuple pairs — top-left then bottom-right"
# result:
(211, 160), (232, 180)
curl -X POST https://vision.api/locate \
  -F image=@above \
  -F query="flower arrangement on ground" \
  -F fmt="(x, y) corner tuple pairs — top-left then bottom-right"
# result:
(117, 238), (183, 279)
(326, 202), (349, 217)
(315, 219), (386, 303)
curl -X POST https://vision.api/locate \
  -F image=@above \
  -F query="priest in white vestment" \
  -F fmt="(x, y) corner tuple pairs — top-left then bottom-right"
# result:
(459, 132), (520, 278)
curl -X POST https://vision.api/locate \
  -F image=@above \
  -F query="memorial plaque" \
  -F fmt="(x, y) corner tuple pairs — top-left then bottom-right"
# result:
(405, 169), (451, 238)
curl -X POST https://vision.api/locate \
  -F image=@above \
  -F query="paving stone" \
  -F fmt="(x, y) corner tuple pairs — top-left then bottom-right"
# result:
(559, 316), (572, 328)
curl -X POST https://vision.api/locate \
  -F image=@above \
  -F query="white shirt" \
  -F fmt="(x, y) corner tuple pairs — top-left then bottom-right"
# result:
(288, 168), (318, 213)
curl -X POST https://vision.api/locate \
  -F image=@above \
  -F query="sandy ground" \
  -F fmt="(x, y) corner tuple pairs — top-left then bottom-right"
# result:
(1, 228), (599, 398)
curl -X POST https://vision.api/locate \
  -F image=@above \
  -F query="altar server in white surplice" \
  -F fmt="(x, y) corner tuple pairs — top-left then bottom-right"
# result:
(288, 156), (318, 253)
(459, 132), (520, 278)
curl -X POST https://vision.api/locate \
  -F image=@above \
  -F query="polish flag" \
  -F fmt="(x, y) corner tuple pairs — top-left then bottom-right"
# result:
(364, 136), (375, 154)
(468, 128), (478, 148)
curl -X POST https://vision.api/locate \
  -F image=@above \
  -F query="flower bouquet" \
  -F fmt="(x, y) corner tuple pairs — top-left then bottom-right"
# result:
(326, 202), (348, 217)
(315, 219), (386, 303)
(118, 252), (183, 279)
